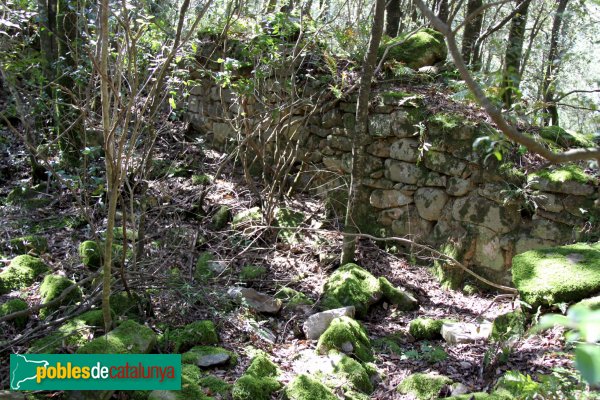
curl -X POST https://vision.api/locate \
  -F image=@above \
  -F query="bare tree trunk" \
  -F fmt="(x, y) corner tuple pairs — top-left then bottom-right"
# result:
(386, 0), (401, 37)
(461, 0), (483, 66)
(542, 0), (569, 126)
(501, 0), (531, 109)
(340, 0), (386, 265)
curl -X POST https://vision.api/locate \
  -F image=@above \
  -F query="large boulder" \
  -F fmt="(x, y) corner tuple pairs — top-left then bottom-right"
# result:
(379, 29), (448, 69)
(512, 242), (600, 308)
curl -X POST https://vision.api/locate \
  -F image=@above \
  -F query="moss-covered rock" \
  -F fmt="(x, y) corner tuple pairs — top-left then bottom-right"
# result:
(182, 345), (236, 368)
(39, 275), (82, 319)
(8, 235), (48, 255)
(240, 265), (267, 281)
(232, 352), (281, 400)
(539, 126), (595, 148)
(274, 207), (305, 243)
(274, 287), (313, 308)
(232, 207), (262, 229)
(198, 375), (231, 397)
(397, 373), (453, 400)
(491, 310), (526, 341)
(5, 184), (52, 209)
(378, 277), (418, 310)
(0, 298), (29, 328)
(195, 252), (215, 281)
(77, 320), (157, 354)
(211, 205), (231, 230)
(191, 174), (212, 185)
(332, 352), (373, 393)
(379, 28), (447, 69)
(78, 240), (102, 270)
(109, 291), (148, 320)
(321, 263), (382, 318)
(149, 364), (208, 400)
(409, 318), (444, 340)
(447, 391), (513, 400)
(165, 320), (219, 353)
(29, 318), (92, 353)
(316, 316), (373, 362)
(530, 164), (592, 185)
(512, 242), (600, 307)
(285, 374), (338, 400)
(0, 255), (49, 294)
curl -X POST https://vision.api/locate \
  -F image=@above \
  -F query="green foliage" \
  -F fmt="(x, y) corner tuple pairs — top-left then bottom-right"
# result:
(8, 235), (48, 255)
(232, 352), (280, 400)
(397, 373), (453, 400)
(285, 374), (338, 400)
(78, 240), (102, 270)
(0, 255), (49, 294)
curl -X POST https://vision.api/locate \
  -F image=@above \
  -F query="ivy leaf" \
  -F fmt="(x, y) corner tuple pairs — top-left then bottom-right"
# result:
(575, 344), (600, 386)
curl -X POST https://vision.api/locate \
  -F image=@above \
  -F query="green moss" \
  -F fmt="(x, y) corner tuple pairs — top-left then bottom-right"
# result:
(76, 310), (105, 326)
(39, 275), (82, 319)
(181, 345), (235, 367)
(462, 283), (480, 296)
(381, 91), (414, 100)
(512, 242), (600, 308)
(195, 252), (214, 281)
(169, 320), (219, 353)
(148, 364), (209, 400)
(447, 391), (513, 400)
(373, 333), (404, 355)
(274, 287), (313, 307)
(110, 291), (144, 319)
(429, 112), (462, 132)
(575, 295), (600, 310)
(0, 298), (29, 328)
(397, 373), (453, 400)
(212, 205), (231, 230)
(409, 318), (444, 340)
(0, 255), (49, 294)
(232, 207), (262, 229)
(198, 375), (231, 396)
(29, 318), (92, 353)
(433, 242), (464, 290)
(6, 185), (52, 209)
(539, 126), (595, 148)
(529, 164), (592, 184)
(285, 374), (338, 400)
(332, 352), (373, 393)
(322, 263), (382, 318)
(232, 352), (280, 400)
(491, 311), (526, 341)
(78, 240), (102, 270)
(240, 265), (267, 281)
(498, 163), (526, 184)
(275, 207), (305, 243)
(378, 277), (418, 310)
(316, 316), (373, 362)
(191, 174), (212, 185)
(379, 28), (447, 69)
(77, 320), (157, 354)
(8, 235), (48, 255)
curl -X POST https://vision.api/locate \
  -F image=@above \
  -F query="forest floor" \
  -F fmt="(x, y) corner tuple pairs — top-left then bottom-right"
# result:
(0, 122), (580, 399)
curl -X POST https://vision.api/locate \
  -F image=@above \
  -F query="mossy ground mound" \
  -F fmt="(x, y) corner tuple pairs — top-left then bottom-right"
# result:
(39, 275), (82, 319)
(409, 318), (444, 340)
(77, 320), (156, 354)
(379, 28), (448, 69)
(397, 373), (453, 400)
(7, 235), (47, 255)
(512, 242), (600, 307)
(274, 207), (305, 243)
(285, 374), (338, 400)
(29, 310), (105, 353)
(331, 352), (373, 394)
(322, 263), (416, 318)
(0, 298), (28, 328)
(0, 255), (49, 294)
(275, 286), (313, 308)
(232, 352), (281, 400)
(163, 320), (219, 353)
(78, 240), (102, 269)
(149, 364), (210, 400)
(240, 265), (266, 281)
(539, 126), (595, 148)
(316, 316), (373, 362)
(211, 205), (231, 230)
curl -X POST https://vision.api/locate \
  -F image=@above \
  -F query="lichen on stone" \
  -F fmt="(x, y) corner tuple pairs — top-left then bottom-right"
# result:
(285, 374), (338, 400)
(78, 240), (102, 270)
(512, 242), (600, 307)
(397, 372), (453, 400)
(39, 274), (82, 319)
(316, 316), (373, 362)
(408, 318), (444, 340)
(0, 298), (29, 328)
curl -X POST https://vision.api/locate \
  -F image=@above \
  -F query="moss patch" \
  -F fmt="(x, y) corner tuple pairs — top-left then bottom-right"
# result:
(39, 275), (82, 319)
(240, 265), (267, 281)
(198, 375), (231, 396)
(379, 28), (447, 69)
(192, 174), (212, 185)
(149, 364), (208, 400)
(575, 295), (600, 310)
(274, 286), (313, 307)
(211, 205), (231, 230)
(0, 255), (49, 294)
(232, 207), (262, 229)
(110, 291), (144, 320)
(491, 311), (526, 341)
(274, 207), (305, 243)
(332, 352), (373, 393)
(512, 242), (600, 308)
(321, 263), (382, 318)
(77, 320), (156, 354)
(0, 298), (29, 328)
(529, 164), (592, 185)
(29, 318), (92, 353)
(447, 391), (513, 400)
(78, 240), (102, 270)
(285, 374), (338, 400)
(232, 352), (281, 400)
(195, 252), (215, 281)
(378, 277), (418, 310)
(8, 235), (48, 255)
(166, 320), (219, 353)
(316, 316), (373, 362)
(397, 373), (453, 400)
(539, 126), (595, 148)
(409, 318), (444, 340)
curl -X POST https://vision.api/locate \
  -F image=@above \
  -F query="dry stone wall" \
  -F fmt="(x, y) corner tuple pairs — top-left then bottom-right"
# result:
(186, 80), (599, 286)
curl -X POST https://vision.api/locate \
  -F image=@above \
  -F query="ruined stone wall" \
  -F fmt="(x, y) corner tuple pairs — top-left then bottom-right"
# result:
(186, 79), (599, 286)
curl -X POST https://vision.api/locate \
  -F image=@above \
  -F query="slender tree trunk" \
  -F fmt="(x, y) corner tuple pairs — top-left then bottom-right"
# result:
(501, 0), (531, 109)
(386, 0), (401, 37)
(340, 0), (386, 265)
(99, 0), (113, 333)
(542, 0), (569, 126)
(461, 0), (483, 66)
